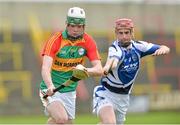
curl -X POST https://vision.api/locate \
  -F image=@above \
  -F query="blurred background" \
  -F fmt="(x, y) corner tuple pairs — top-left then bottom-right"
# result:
(0, 0), (180, 123)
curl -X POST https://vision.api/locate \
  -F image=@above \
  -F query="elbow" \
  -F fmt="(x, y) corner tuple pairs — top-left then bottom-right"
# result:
(41, 65), (46, 74)
(97, 67), (104, 76)
(41, 68), (46, 77)
(41, 65), (50, 76)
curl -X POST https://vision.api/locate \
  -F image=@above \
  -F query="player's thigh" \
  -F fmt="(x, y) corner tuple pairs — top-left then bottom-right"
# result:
(93, 85), (115, 112)
(47, 101), (68, 120)
(40, 90), (76, 120)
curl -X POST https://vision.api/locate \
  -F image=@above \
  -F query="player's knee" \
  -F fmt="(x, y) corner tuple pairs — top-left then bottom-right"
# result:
(55, 118), (68, 124)
(116, 114), (126, 125)
(47, 117), (56, 124)
(116, 120), (124, 125)
(55, 116), (68, 124)
(102, 121), (116, 124)
(101, 118), (116, 124)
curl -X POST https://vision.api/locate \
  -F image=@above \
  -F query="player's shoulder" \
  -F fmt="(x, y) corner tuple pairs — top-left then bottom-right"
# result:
(109, 40), (122, 52)
(52, 31), (62, 37)
(132, 40), (149, 47)
(46, 31), (62, 44)
(111, 40), (120, 48)
(132, 40), (154, 52)
(48, 31), (63, 42)
(83, 32), (93, 40)
(133, 40), (146, 44)
(110, 40), (118, 47)
(83, 33), (97, 47)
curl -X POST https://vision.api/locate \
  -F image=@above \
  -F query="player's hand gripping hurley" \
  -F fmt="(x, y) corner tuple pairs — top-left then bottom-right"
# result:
(43, 65), (89, 99)
(103, 58), (118, 75)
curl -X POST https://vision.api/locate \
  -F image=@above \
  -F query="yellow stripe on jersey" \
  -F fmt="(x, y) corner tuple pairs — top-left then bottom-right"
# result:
(52, 57), (85, 72)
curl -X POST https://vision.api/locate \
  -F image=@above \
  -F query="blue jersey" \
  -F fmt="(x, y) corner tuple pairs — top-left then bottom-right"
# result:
(101, 40), (160, 94)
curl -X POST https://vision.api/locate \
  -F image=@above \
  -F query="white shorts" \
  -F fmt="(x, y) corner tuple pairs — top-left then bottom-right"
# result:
(39, 90), (76, 119)
(93, 85), (130, 124)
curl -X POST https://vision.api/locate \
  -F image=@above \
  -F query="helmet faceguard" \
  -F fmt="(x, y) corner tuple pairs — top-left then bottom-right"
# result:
(67, 17), (85, 25)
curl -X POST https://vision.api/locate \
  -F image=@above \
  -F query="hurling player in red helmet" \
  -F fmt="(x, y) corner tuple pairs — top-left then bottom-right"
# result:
(93, 18), (170, 124)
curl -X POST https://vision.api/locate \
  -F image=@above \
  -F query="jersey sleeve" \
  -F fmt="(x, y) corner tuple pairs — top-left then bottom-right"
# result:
(41, 32), (62, 58)
(134, 41), (160, 57)
(84, 34), (101, 61)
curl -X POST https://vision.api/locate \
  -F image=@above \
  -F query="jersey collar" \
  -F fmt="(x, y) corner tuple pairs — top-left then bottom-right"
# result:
(62, 30), (85, 45)
(117, 40), (133, 49)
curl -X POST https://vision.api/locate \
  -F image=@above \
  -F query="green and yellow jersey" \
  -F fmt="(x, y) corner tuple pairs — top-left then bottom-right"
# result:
(40, 30), (100, 93)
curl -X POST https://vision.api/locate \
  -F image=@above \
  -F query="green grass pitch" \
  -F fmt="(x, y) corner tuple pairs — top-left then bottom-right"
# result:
(0, 111), (180, 124)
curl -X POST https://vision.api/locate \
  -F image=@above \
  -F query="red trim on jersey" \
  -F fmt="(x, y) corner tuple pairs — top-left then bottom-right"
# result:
(42, 32), (62, 58)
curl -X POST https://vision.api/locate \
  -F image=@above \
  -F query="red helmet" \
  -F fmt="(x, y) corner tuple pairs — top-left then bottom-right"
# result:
(115, 18), (134, 30)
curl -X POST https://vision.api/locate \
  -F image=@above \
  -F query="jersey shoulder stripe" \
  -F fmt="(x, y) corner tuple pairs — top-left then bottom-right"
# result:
(42, 32), (62, 57)
(46, 32), (61, 55)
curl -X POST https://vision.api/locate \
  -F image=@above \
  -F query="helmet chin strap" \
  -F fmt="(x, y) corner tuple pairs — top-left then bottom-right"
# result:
(67, 33), (83, 41)
(66, 30), (83, 41)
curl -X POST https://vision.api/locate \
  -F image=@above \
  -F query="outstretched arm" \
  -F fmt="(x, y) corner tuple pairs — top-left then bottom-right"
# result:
(152, 45), (170, 56)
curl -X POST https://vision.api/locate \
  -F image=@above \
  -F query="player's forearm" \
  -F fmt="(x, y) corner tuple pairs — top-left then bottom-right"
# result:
(41, 55), (54, 88)
(104, 58), (113, 69)
(41, 66), (54, 88)
(86, 61), (103, 76)
(86, 67), (102, 76)
(103, 58), (118, 74)
(152, 45), (170, 56)
(103, 58), (113, 74)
